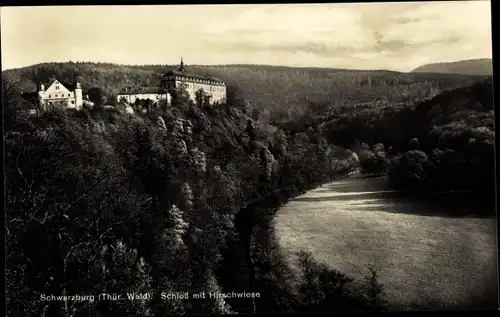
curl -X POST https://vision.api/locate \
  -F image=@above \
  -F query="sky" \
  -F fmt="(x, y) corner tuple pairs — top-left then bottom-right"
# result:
(0, 1), (492, 72)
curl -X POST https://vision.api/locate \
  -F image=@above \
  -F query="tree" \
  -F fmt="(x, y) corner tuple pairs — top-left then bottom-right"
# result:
(171, 86), (191, 109)
(3, 75), (29, 132)
(372, 143), (385, 155)
(87, 87), (106, 107)
(88, 241), (154, 316)
(195, 88), (207, 107)
(145, 98), (154, 112)
(360, 152), (376, 176)
(362, 266), (387, 311)
(387, 150), (430, 191)
(226, 84), (245, 107)
(134, 98), (143, 111)
(408, 137), (420, 150)
(246, 119), (257, 142)
(107, 94), (117, 106)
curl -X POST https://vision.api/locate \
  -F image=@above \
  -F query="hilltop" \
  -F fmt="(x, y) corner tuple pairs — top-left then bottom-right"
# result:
(3, 61), (490, 122)
(411, 58), (493, 76)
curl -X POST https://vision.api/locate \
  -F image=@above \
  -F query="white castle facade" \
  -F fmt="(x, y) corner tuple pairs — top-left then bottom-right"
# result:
(36, 79), (83, 109)
(116, 86), (171, 106)
(161, 58), (227, 104)
(117, 59), (227, 106)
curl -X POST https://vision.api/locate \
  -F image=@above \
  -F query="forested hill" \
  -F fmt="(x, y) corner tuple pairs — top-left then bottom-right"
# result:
(411, 58), (493, 76)
(321, 78), (494, 150)
(318, 78), (494, 202)
(5, 73), (385, 315)
(3, 61), (490, 122)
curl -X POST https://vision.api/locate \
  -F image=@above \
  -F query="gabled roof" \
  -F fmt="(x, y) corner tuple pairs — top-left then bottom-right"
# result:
(161, 70), (225, 84)
(117, 86), (168, 95)
(46, 79), (75, 91)
(57, 79), (75, 91)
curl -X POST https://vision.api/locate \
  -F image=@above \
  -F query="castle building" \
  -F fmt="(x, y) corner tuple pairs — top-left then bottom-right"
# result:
(116, 86), (171, 105)
(34, 78), (83, 109)
(161, 58), (227, 105)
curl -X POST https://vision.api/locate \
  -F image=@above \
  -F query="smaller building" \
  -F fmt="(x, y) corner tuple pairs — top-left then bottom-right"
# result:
(21, 78), (84, 110)
(116, 86), (171, 106)
(37, 79), (83, 109)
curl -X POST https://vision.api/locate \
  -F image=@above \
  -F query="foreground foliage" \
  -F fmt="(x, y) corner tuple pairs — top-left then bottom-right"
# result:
(5, 75), (386, 316)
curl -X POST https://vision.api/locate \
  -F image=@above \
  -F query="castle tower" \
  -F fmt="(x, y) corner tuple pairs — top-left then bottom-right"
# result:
(74, 81), (83, 109)
(178, 57), (185, 72)
(37, 83), (45, 108)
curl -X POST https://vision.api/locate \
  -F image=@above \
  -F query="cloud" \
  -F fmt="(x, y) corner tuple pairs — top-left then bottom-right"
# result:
(377, 1), (492, 65)
(385, 1), (491, 44)
(203, 5), (362, 34)
(201, 5), (376, 54)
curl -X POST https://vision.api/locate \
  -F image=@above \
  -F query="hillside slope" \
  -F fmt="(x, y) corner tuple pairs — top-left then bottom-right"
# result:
(4, 73), (383, 315)
(3, 62), (489, 122)
(411, 58), (493, 76)
(319, 77), (494, 198)
(322, 78), (494, 151)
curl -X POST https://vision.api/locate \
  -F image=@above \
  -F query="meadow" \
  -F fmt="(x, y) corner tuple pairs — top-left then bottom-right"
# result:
(275, 176), (497, 310)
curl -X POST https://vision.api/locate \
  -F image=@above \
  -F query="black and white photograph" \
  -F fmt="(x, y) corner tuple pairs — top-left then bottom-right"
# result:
(2, 1), (496, 316)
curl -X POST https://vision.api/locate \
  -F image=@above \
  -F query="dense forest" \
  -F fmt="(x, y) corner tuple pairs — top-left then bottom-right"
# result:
(5, 72), (386, 316)
(4, 61), (489, 122)
(285, 78), (495, 211)
(4, 60), (495, 316)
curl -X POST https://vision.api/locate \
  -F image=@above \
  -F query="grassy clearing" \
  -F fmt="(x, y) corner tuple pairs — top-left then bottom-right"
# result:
(275, 177), (497, 310)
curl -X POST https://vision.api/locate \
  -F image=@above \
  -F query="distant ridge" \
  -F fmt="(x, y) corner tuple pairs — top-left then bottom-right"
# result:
(7, 62), (401, 74)
(411, 58), (492, 76)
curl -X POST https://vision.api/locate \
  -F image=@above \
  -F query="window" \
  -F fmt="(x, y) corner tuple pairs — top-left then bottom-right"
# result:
(68, 94), (70, 97)
(56, 86), (60, 90)
(49, 95), (52, 98)
(71, 101), (75, 104)
(55, 94), (58, 97)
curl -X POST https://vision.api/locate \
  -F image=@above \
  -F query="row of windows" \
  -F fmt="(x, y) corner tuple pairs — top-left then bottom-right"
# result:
(182, 82), (225, 91)
(48, 93), (72, 98)
(174, 77), (223, 85)
(163, 79), (225, 89)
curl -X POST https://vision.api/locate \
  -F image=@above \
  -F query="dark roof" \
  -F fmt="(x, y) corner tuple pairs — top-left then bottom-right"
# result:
(45, 79), (74, 91)
(56, 79), (75, 91)
(161, 70), (225, 84)
(117, 86), (168, 95)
